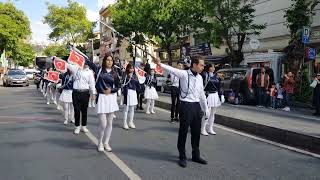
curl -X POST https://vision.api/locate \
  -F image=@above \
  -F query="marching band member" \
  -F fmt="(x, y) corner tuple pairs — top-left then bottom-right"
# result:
(201, 64), (223, 136)
(67, 61), (96, 135)
(154, 56), (209, 168)
(169, 62), (183, 123)
(144, 69), (158, 114)
(59, 69), (75, 125)
(86, 54), (120, 152)
(122, 64), (139, 130)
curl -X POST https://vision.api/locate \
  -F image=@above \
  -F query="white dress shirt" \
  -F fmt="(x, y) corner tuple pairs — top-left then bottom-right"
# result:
(161, 64), (208, 112)
(170, 73), (180, 87)
(67, 64), (96, 94)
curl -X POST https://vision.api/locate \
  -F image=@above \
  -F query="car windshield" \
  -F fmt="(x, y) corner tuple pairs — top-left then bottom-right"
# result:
(8, 70), (25, 76)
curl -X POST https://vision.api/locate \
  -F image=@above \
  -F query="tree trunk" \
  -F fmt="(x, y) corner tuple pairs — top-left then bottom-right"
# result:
(166, 44), (173, 66)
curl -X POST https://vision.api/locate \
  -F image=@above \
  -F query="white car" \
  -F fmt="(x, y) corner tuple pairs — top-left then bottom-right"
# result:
(24, 69), (40, 80)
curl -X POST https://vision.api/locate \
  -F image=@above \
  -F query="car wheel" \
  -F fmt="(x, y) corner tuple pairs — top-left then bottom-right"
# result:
(3, 81), (6, 87)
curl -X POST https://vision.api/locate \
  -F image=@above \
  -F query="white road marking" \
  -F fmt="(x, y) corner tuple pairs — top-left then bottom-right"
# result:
(85, 131), (141, 180)
(155, 107), (320, 159)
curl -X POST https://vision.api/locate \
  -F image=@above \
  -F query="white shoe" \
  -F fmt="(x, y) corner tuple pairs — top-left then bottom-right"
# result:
(54, 101), (57, 105)
(128, 121), (136, 129)
(46, 102), (50, 105)
(146, 111), (150, 114)
(207, 128), (216, 135)
(57, 106), (61, 110)
(151, 110), (155, 114)
(104, 144), (112, 152)
(92, 103), (95, 108)
(70, 119), (75, 124)
(74, 126), (81, 134)
(98, 144), (104, 152)
(81, 126), (89, 133)
(123, 123), (129, 130)
(201, 129), (209, 136)
(63, 120), (68, 125)
(113, 114), (116, 118)
(88, 104), (92, 108)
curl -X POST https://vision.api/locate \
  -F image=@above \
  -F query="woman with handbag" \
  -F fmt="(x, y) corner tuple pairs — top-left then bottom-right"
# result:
(201, 64), (224, 136)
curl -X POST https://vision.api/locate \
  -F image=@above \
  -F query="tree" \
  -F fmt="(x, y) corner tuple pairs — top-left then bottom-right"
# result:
(284, 0), (319, 73)
(43, 0), (93, 44)
(201, 0), (266, 65)
(0, 2), (31, 56)
(43, 44), (69, 58)
(12, 42), (35, 67)
(110, 0), (205, 65)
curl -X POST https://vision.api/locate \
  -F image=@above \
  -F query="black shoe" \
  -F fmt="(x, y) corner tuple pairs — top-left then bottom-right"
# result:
(313, 113), (320, 116)
(178, 159), (187, 168)
(170, 118), (175, 123)
(139, 107), (144, 110)
(174, 117), (179, 122)
(192, 157), (207, 165)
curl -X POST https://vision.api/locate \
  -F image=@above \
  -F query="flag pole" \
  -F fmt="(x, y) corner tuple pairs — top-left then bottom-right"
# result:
(98, 20), (157, 60)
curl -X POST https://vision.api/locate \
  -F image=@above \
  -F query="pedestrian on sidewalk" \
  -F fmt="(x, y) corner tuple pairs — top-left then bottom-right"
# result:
(201, 63), (223, 136)
(269, 82), (277, 109)
(312, 73), (320, 116)
(59, 69), (75, 125)
(283, 72), (295, 112)
(256, 67), (270, 108)
(144, 68), (158, 114)
(276, 83), (283, 108)
(86, 54), (120, 152)
(122, 64), (139, 130)
(169, 61), (183, 123)
(154, 56), (209, 168)
(67, 60), (97, 135)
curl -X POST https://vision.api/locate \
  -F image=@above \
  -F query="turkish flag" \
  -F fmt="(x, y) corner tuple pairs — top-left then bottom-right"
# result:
(47, 71), (60, 83)
(68, 50), (85, 69)
(135, 67), (146, 84)
(155, 64), (163, 75)
(54, 58), (67, 73)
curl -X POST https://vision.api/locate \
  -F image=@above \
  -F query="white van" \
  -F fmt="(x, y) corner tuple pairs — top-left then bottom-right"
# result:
(24, 69), (40, 79)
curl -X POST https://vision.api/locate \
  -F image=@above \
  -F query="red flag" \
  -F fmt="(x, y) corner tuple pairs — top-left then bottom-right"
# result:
(135, 67), (146, 84)
(68, 50), (85, 69)
(155, 64), (163, 75)
(47, 71), (60, 83)
(54, 58), (67, 73)
(135, 67), (146, 77)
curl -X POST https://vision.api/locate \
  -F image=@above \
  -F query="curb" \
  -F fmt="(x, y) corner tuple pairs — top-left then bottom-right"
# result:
(154, 99), (320, 155)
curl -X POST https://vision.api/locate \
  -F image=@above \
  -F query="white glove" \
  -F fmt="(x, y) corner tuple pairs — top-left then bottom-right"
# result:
(221, 95), (225, 103)
(205, 109), (210, 119)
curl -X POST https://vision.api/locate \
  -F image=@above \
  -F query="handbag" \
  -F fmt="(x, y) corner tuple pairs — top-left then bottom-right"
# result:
(310, 80), (318, 88)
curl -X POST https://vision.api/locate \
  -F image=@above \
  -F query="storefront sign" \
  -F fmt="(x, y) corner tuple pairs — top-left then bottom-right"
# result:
(182, 43), (212, 57)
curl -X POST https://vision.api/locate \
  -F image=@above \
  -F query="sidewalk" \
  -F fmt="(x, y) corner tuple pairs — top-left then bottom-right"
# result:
(155, 93), (320, 154)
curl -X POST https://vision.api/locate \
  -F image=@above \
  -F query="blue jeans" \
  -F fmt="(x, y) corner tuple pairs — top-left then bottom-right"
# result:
(257, 87), (266, 106)
(270, 97), (276, 108)
(284, 93), (293, 107)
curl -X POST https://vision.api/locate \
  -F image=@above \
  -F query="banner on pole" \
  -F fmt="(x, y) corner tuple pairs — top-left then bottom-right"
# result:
(68, 50), (85, 69)
(53, 58), (67, 73)
(46, 71), (60, 83)
(155, 64), (163, 75)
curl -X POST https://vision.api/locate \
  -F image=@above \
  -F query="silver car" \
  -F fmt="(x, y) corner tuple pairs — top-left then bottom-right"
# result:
(3, 69), (29, 87)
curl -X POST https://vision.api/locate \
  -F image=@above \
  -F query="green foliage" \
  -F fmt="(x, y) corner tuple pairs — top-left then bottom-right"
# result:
(0, 2), (31, 57)
(12, 42), (35, 67)
(202, 0), (265, 65)
(43, 0), (93, 43)
(293, 66), (313, 103)
(110, 0), (205, 65)
(43, 44), (69, 58)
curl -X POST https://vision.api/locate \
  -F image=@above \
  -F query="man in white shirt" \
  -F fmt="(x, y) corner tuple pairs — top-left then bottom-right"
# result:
(68, 61), (96, 134)
(154, 56), (209, 168)
(169, 61), (184, 123)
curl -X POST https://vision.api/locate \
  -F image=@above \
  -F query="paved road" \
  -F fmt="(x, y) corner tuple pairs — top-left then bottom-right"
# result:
(0, 85), (320, 180)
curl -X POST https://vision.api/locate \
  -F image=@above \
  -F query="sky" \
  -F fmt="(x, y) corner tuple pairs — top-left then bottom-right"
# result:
(0, 0), (117, 45)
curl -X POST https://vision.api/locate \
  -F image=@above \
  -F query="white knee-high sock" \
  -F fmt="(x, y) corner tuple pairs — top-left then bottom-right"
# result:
(104, 113), (114, 145)
(123, 105), (129, 125)
(69, 103), (74, 120)
(98, 114), (107, 145)
(208, 107), (217, 127)
(63, 102), (69, 121)
(150, 99), (155, 112)
(146, 99), (151, 112)
(129, 106), (135, 123)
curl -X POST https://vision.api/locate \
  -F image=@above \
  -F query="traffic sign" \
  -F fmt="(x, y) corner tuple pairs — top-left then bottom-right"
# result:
(302, 27), (310, 44)
(307, 48), (316, 60)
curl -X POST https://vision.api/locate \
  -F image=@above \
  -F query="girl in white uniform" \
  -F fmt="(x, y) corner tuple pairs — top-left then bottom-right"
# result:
(122, 64), (139, 130)
(144, 69), (158, 114)
(59, 70), (75, 125)
(86, 54), (120, 152)
(201, 64), (223, 136)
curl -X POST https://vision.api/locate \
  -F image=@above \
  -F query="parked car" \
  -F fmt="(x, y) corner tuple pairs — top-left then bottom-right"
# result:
(24, 69), (39, 80)
(217, 67), (274, 104)
(3, 69), (29, 87)
(155, 73), (168, 91)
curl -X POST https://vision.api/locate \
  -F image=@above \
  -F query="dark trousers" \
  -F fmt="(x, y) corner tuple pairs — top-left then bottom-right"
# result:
(257, 87), (266, 106)
(177, 101), (202, 160)
(170, 86), (180, 119)
(72, 90), (90, 127)
(137, 93), (144, 109)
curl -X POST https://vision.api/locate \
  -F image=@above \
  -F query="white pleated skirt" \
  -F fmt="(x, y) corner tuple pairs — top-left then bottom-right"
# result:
(96, 93), (119, 114)
(207, 92), (221, 108)
(125, 89), (138, 106)
(144, 86), (158, 99)
(59, 89), (73, 103)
